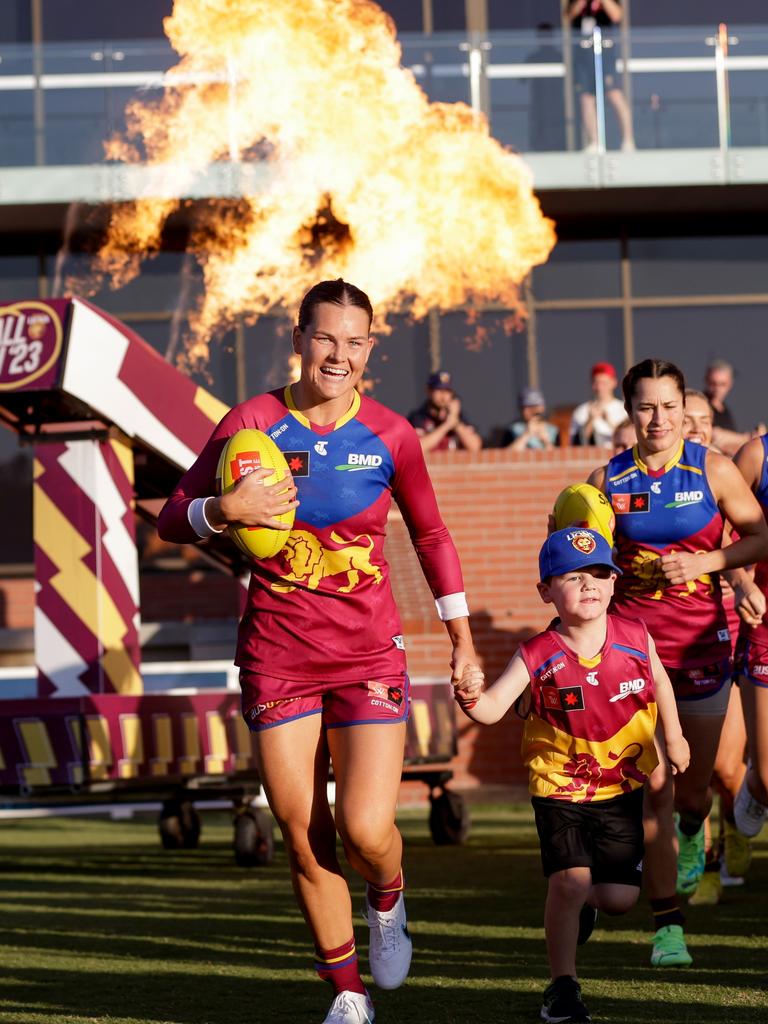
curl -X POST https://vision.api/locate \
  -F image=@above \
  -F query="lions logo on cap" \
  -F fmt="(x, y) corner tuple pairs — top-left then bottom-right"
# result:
(570, 532), (597, 555)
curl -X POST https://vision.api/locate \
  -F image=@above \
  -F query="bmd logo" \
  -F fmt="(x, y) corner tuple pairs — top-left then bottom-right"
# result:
(665, 490), (704, 509)
(335, 453), (383, 471)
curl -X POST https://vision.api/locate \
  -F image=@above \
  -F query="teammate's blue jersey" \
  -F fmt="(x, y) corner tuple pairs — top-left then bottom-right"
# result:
(604, 439), (729, 668)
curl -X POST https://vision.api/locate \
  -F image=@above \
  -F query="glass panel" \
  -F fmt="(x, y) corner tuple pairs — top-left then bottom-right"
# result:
(623, 28), (720, 150)
(728, 27), (768, 147)
(633, 305), (767, 433)
(0, 432), (33, 566)
(487, 28), (567, 152)
(630, 236), (768, 296)
(400, 33), (471, 107)
(533, 240), (622, 301)
(536, 309), (625, 430)
(436, 311), (528, 446)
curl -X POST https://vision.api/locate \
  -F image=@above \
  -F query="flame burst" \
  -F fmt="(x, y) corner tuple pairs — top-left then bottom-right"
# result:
(96, 0), (556, 367)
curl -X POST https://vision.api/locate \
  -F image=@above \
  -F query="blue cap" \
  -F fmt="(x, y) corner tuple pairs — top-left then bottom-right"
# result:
(539, 527), (622, 581)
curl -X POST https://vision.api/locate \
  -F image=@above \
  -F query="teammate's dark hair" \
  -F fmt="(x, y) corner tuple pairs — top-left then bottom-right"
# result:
(297, 279), (373, 331)
(622, 358), (686, 411)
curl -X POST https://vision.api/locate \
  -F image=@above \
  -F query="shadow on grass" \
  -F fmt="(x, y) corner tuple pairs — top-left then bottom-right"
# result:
(0, 809), (765, 1023)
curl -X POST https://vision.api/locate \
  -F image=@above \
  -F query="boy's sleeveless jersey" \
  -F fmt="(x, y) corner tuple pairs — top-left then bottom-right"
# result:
(604, 439), (729, 668)
(740, 434), (768, 646)
(519, 616), (658, 803)
(158, 388), (464, 685)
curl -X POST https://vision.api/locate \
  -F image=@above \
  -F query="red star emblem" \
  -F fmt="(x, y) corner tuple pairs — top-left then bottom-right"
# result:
(633, 496), (645, 508)
(289, 456), (304, 471)
(565, 692), (578, 706)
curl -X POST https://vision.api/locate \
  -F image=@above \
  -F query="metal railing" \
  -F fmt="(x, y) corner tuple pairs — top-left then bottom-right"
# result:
(0, 24), (766, 168)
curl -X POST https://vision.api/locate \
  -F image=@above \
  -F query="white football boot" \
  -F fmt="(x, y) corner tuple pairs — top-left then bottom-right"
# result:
(322, 990), (375, 1023)
(364, 890), (412, 990)
(734, 775), (768, 838)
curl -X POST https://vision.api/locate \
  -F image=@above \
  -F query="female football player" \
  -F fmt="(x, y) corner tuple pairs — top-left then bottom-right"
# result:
(158, 279), (479, 1024)
(588, 358), (768, 967)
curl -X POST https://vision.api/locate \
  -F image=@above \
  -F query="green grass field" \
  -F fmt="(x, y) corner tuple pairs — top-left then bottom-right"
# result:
(0, 803), (765, 1024)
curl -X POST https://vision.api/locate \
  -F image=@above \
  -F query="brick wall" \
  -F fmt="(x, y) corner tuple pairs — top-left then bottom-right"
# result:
(388, 447), (603, 790)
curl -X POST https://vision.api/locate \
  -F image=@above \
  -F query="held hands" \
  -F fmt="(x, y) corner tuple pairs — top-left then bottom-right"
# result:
(735, 582), (767, 627)
(659, 550), (707, 586)
(444, 397), (462, 430)
(666, 733), (690, 776)
(453, 664), (485, 712)
(218, 468), (299, 531)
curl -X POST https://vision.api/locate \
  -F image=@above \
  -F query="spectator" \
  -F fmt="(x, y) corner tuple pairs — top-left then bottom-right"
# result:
(569, 361), (626, 448)
(704, 359), (738, 432)
(566, 1), (635, 152)
(612, 418), (636, 454)
(504, 388), (560, 451)
(408, 370), (482, 453)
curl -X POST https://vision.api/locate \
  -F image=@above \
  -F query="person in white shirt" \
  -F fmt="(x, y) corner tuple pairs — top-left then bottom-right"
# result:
(569, 361), (626, 448)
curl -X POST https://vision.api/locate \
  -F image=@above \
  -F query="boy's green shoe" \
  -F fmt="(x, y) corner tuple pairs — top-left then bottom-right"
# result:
(676, 822), (705, 894)
(650, 924), (693, 967)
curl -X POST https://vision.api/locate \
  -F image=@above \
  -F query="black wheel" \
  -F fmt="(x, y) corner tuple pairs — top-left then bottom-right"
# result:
(234, 808), (275, 867)
(158, 798), (201, 850)
(428, 787), (469, 845)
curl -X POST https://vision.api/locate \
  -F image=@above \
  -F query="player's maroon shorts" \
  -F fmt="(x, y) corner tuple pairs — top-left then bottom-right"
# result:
(736, 636), (768, 689)
(666, 657), (732, 708)
(240, 671), (411, 732)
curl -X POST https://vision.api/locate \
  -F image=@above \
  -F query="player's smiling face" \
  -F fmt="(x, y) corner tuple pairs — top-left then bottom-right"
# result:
(293, 302), (373, 405)
(539, 566), (616, 622)
(630, 376), (685, 456)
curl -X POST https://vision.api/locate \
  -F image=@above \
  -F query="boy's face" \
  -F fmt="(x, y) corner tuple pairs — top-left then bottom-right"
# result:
(537, 565), (616, 622)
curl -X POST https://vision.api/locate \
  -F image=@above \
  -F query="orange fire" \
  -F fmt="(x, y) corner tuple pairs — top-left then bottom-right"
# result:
(94, 0), (556, 367)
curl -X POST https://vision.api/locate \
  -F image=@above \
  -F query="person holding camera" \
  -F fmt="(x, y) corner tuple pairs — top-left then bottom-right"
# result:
(504, 387), (561, 451)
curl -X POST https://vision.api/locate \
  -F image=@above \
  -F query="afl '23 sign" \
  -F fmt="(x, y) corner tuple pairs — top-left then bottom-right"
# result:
(0, 301), (65, 392)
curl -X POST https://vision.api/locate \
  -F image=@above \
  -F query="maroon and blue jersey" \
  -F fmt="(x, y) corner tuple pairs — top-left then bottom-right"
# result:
(158, 387), (464, 684)
(604, 439), (730, 669)
(519, 616), (658, 803)
(740, 433), (768, 650)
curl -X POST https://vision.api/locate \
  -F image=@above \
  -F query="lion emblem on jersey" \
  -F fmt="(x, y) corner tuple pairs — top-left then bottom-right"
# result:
(555, 742), (646, 802)
(272, 530), (383, 593)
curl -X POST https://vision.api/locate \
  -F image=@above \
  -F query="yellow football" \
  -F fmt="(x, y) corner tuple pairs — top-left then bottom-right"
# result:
(553, 482), (615, 545)
(215, 429), (295, 559)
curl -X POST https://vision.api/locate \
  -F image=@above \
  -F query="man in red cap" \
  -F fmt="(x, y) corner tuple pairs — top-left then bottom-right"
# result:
(569, 361), (626, 449)
(408, 370), (482, 453)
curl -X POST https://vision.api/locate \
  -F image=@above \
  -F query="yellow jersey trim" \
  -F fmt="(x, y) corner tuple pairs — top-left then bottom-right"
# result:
(283, 386), (360, 431)
(633, 439), (684, 476)
(577, 653), (602, 669)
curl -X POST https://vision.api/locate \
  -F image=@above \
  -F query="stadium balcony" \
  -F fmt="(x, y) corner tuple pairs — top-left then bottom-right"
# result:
(0, 23), (767, 229)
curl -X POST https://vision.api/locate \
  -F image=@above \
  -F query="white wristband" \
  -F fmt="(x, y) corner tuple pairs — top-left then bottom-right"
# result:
(435, 592), (469, 621)
(188, 496), (225, 538)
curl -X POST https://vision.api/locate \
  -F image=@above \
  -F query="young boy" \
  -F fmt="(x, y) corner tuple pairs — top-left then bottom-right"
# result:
(454, 527), (690, 1024)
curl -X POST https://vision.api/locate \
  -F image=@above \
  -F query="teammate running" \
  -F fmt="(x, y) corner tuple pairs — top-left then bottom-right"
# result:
(454, 527), (689, 1024)
(587, 359), (768, 967)
(682, 390), (759, 903)
(158, 279), (479, 1024)
(732, 435), (768, 844)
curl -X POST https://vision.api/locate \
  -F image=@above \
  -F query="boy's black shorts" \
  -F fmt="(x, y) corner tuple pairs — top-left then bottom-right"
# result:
(532, 788), (644, 886)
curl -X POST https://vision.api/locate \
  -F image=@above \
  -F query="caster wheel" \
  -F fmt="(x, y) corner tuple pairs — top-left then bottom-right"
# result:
(234, 808), (275, 867)
(428, 787), (469, 845)
(158, 798), (201, 850)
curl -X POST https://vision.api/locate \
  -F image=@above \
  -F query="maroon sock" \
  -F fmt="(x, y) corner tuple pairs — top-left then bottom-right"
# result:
(367, 870), (404, 913)
(314, 937), (366, 996)
(650, 895), (685, 930)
